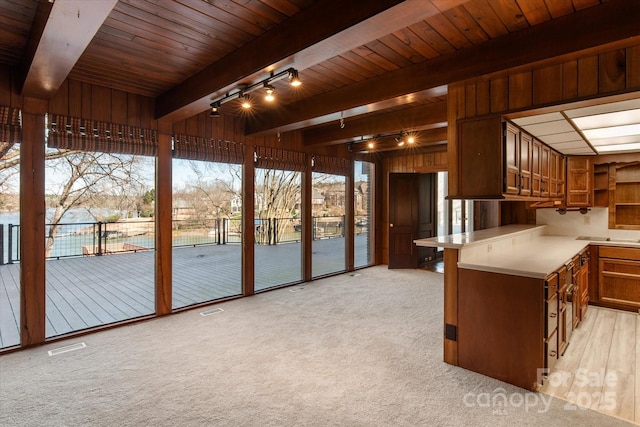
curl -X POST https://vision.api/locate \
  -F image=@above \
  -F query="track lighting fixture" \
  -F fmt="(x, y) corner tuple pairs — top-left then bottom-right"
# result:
(347, 131), (418, 152)
(209, 67), (301, 114)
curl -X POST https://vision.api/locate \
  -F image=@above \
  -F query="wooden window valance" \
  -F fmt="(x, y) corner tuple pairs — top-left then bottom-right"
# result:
(312, 155), (351, 176)
(254, 146), (306, 172)
(0, 106), (21, 158)
(47, 114), (157, 156)
(172, 134), (245, 164)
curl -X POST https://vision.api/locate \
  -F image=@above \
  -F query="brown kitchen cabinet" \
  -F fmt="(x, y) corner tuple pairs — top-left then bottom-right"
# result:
(503, 121), (533, 197)
(453, 116), (563, 201)
(544, 273), (566, 371)
(555, 266), (568, 358)
(593, 163), (609, 207)
(608, 162), (640, 229)
(551, 150), (566, 199)
(597, 246), (640, 311)
(566, 157), (593, 207)
(576, 248), (590, 321)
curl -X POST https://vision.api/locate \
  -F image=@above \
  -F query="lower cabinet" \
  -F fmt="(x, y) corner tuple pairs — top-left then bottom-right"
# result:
(597, 246), (640, 310)
(545, 271), (560, 372)
(456, 253), (590, 391)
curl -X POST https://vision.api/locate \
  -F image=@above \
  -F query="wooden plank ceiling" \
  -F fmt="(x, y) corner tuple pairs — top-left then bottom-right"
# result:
(1, 0), (639, 152)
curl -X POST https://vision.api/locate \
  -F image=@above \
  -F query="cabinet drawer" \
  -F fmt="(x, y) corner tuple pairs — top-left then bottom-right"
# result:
(546, 294), (558, 338)
(545, 330), (558, 371)
(599, 246), (640, 261)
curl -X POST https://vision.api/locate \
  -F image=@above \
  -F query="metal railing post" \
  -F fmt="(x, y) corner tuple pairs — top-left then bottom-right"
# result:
(223, 218), (227, 244)
(8, 224), (14, 264)
(97, 221), (103, 256)
(273, 218), (278, 244)
(0, 224), (4, 265)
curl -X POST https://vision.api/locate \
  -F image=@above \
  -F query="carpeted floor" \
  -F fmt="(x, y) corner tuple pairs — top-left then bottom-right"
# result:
(0, 266), (633, 426)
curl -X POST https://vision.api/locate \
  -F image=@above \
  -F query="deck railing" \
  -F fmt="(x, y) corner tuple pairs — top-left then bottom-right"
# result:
(0, 215), (368, 264)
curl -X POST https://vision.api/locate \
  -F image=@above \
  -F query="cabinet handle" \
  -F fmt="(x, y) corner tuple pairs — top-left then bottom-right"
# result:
(550, 350), (557, 357)
(549, 313), (557, 318)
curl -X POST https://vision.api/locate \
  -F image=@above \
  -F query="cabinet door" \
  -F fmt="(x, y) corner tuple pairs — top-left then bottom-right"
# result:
(540, 145), (550, 198)
(556, 153), (566, 199)
(504, 122), (520, 195)
(550, 150), (558, 198)
(531, 139), (542, 197)
(566, 157), (592, 207)
(519, 132), (532, 196)
(598, 257), (640, 309)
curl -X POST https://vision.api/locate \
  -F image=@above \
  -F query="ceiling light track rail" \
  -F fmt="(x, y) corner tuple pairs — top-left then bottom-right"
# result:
(210, 68), (301, 116)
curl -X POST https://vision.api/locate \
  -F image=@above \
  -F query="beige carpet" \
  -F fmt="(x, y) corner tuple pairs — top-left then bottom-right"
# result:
(0, 266), (633, 426)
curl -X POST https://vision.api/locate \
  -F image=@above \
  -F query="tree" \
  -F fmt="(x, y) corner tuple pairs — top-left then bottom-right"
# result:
(255, 168), (300, 244)
(43, 149), (152, 257)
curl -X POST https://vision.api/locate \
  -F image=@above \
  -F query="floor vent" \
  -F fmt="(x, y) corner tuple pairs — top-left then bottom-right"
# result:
(349, 273), (361, 277)
(289, 287), (305, 293)
(48, 342), (86, 356)
(200, 307), (224, 316)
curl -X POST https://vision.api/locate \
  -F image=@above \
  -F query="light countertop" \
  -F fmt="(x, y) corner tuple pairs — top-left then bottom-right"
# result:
(456, 236), (589, 279)
(413, 224), (541, 249)
(414, 225), (640, 279)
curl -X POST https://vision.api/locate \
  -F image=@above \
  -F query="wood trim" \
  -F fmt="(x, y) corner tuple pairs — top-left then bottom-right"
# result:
(302, 155), (313, 282)
(155, 130), (172, 316)
(345, 161), (355, 271)
(242, 144), (255, 296)
(20, 100), (47, 347)
(443, 248), (458, 365)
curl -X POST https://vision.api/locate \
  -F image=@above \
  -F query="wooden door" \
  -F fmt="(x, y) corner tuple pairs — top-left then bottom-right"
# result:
(503, 122), (519, 195)
(417, 174), (436, 265)
(389, 173), (419, 269)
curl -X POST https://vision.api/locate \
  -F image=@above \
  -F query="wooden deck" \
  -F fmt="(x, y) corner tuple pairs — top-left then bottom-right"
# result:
(0, 235), (370, 349)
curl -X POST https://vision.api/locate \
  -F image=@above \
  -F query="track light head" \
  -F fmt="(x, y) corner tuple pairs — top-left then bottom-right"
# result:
(264, 84), (275, 102)
(288, 69), (302, 87)
(239, 93), (252, 109)
(210, 102), (221, 118)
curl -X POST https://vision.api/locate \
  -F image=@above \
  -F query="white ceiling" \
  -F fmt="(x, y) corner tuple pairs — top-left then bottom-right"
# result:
(511, 98), (640, 156)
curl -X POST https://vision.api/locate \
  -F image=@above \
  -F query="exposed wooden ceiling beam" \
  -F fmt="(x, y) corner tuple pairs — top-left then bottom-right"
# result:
(155, 0), (470, 121)
(20, 0), (118, 98)
(246, 0), (640, 136)
(303, 101), (447, 146)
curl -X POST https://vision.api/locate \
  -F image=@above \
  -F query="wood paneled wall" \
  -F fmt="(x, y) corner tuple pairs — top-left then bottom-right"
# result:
(448, 41), (640, 225)
(379, 148), (447, 264)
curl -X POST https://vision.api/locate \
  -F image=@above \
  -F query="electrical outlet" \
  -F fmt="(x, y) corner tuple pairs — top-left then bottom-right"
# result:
(487, 244), (492, 252)
(584, 216), (591, 225)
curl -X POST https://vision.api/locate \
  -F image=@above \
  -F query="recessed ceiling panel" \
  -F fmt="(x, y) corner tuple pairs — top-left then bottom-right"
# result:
(537, 131), (582, 144)
(520, 120), (575, 136)
(512, 112), (564, 126)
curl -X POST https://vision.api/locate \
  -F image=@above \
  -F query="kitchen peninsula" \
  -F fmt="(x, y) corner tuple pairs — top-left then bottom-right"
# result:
(415, 225), (640, 391)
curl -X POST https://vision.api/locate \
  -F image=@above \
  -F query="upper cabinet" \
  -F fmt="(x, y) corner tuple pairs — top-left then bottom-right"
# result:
(453, 116), (564, 202)
(609, 162), (640, 229)
(566, 157), (592, 207)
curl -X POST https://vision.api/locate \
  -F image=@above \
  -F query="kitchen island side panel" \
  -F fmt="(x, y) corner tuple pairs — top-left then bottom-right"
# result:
(458, 268), (545, 391)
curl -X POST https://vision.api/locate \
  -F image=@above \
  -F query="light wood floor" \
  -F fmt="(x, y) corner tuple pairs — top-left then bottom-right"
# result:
(540, 305), (639, 425)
